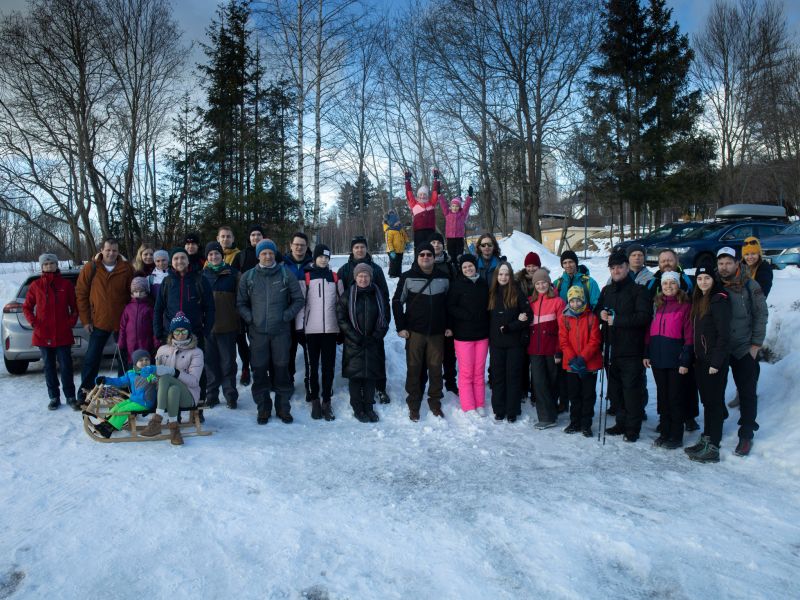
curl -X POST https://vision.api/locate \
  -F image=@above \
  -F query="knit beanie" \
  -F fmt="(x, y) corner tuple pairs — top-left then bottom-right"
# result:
(567, 285), (586, 304)
(459, 253), (478, 268)
(169, 246), (188, 260)
(248, 224), (265, 236)
(626, 243), (646, 257)
(130, 276), (149, 293)
(131, 349), (151, 365)
(38, 253), (58, 266)
(416, 242), (435, 256)
(608, 251), (628, 267)
(524, 252), (541, 267)
(353, 263), (373, 279)
(256, 239), (278, 257)
(169, 312), (192, 333)
(560, 250), (578, 265)
(350, 235), (368, 250)
(184, 232), (201, 245)
(449, 197), (462, 208)
(430, 231), (445, 244)
(741, 236), (762, 256)
(417, 185), (429, 198)
(153, 249), (169, 262)
(205, 241), (223, 257)
(531, 269), (551, 285)
(695, 263), (716, 278)
(313, 244), (331, 260)
(661, 271), (680, 285)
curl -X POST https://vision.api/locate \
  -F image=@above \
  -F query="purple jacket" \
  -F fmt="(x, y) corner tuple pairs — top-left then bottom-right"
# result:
(439, 195), (472, 239)
(117, 297), (158, 360)
(645, 295), (693, 369)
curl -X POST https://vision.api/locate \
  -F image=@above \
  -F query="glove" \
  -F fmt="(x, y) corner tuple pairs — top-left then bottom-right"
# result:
(568, 357), (588, 377)
(404, 170), (411, 182)
(95, 376), (106, 385)
(174, 369), (181, 378)
(433, 168), (440, 179)
(389, 251), (396, 259)
(468, 185), (474, 197)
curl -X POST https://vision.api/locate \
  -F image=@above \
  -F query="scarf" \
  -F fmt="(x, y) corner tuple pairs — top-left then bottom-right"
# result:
(348, 284), (387, 335)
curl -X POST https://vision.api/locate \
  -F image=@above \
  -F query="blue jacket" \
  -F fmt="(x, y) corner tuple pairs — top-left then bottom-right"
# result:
(283, 251), (313, 280)
(154, 270), (215, 340)
(102, 365), (174, 409)
(553, 270), (601, 308)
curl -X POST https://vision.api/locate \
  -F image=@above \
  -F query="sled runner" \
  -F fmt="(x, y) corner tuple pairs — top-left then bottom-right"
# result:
(81, 384), (212, 443)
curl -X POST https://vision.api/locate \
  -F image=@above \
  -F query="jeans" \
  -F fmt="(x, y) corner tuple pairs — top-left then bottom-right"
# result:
(40, 345), (76, 400)
(79, 327), (119, 395)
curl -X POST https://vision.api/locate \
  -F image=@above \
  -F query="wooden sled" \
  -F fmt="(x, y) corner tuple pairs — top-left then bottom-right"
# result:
(81, 384), (212, 443)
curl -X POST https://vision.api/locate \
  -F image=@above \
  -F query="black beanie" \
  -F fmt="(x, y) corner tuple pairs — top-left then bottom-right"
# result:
(313, 244), (331, 260)
(608, 251), (629, 267)
(560, 250), (578, 265)
(459, 253), (478, 268)
(430, 231), (445, 244)
(248, 224), (265, 236)
(205, 241), (223, 257)
(351, 235), (368, 250)
(416, 242), (435, 256)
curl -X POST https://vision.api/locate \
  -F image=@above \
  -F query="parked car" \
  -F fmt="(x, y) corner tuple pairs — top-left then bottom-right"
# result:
(2, 269), (117, 375)
(760, 220), (800, 269)
(612, 221), (704, 254)
(645, 204), (789, 269)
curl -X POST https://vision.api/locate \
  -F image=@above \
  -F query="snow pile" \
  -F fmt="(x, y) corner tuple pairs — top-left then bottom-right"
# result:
(496, 230), (561, 272)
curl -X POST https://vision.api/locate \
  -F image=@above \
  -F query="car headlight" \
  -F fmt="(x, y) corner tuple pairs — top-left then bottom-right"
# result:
(672, 247), (691, 254)
(780, 247), (800, 255)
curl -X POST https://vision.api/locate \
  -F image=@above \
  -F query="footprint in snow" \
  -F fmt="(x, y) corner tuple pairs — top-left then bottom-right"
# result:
(0, 568), (25, 599)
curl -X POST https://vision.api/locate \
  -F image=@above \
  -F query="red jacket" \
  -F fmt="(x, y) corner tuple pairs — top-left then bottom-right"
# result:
(23, 271), (79, 347)
(405, 179), (438, 231)
(558, 308), (602, 373)
(527, 294), (565, 355)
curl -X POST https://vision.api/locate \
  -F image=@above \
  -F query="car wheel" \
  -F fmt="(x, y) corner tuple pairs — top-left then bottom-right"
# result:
(4, 356), (30, 375)
(694, 253), (715, 269)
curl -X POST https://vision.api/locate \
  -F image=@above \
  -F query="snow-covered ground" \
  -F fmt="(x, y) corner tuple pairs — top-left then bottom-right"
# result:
(1, 235), (799, 599)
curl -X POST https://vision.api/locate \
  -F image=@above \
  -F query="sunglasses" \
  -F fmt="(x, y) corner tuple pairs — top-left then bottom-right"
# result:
(418, 252), (433, 257)
(479, 242), (494, 248)
(172, 328), (189, 335)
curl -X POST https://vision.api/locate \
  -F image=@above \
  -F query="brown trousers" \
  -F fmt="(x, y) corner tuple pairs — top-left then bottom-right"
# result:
(405, 332), (444, 410)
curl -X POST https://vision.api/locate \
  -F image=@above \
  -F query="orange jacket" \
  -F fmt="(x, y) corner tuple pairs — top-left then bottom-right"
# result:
(75, 257), (134, 332)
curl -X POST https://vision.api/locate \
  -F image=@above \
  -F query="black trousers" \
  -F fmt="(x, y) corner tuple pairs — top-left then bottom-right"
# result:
(413, 228), (434, 249)
(566, 371), (597, 429)
(388, 252), (404, 278)
(490, 345), (525, 418)
(530, 354), (559, 423)
(683, 363), (699, 421)
(695, 360), (729, 446)
(236, 320), (250, 371)
(607, 356), (644, 435)
(652, 367), (686, 442)
(349, 378), (376, 414)
(446, 238), (464, 260)
(305, 333), (337, 401)
(730, 352), (759, 440)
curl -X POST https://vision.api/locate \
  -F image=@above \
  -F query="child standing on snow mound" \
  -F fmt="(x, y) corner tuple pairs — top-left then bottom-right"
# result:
(91, 349), (179, 440)
(118, 276), (158, 368)
(405, 168), (439, 248)
(383, 210), (408, 278)
(439, 185), (473, 259)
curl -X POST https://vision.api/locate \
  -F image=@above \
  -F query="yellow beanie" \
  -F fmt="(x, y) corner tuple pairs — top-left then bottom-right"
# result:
(741, 236), (762, 256)
(567, 285), (585, 303)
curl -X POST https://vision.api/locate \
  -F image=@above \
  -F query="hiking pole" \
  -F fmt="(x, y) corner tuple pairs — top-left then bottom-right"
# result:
(601, 343), (611, 445)
(597, 362), (605, 443)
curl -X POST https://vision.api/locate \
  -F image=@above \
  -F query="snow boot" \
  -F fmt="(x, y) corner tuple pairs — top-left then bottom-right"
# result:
(139, 414), (163, 437)
(507, 415), (517, 423)
(689, 441), (720, 463)
(311, 397), (323, 420)
(65, 397), (77, 410)
(430, 406), (445, 418)
(734, 438), (752, 457)
(354, 410), (370, 423)
(94, 421), (114, 439)
(48, 397), (60, 411)
(168, 421), (183, 445)
(226, 398), (237, 409)
(445, 383), (459, 395)
(321, 401), (335, 422)
(409, 408), (420, 422)
(70, 396), (83, 411)
(684, 418), (699, 432)
(377, 390), (391, 404)
(257, 407), (269, 425)
(661, 439), (683, 450)
(653, 436), (666, 447)
(239, 366), (251, 387)
(535, 421), (557, 430)
(366, 408), (380, 423)
(563, 423), (580, 434)
(582, 427), (593, 438)
(685, 435), (710, 455)
(605, 423), (625, 436)
(623, 433), (639, 443)
(278, 411), (294, 424)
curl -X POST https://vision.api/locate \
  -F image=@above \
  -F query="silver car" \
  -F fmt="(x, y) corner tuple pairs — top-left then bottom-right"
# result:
(2, 269), (117, 375)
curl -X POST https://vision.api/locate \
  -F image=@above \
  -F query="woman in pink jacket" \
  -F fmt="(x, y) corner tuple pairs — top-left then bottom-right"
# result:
(439, 185), (473, 259)
(644, 271), (693, 449)
(405, 168), (439, 248)
(527, 269), (565, 428)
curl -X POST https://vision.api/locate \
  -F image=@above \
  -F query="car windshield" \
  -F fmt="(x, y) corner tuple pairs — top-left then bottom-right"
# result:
(684, 222), (730, 240)
(780, 222), (800, 235)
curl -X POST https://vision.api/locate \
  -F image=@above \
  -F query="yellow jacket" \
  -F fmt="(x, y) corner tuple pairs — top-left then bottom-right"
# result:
(384, 222), (408, 254)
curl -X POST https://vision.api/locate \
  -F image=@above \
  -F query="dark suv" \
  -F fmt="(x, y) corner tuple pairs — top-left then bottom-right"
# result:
(612, 221), (704, 254)
(2, 269), (116, 375)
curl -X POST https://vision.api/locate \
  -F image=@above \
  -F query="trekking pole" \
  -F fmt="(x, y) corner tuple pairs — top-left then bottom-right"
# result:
(597, 363), (605, 443)
(601, 343), (611, 445)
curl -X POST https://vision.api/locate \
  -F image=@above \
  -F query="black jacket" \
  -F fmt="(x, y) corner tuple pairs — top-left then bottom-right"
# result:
(433, 251), (457, 280)
(392, 263), (450, 335)
(693, 288), (732, 370)
(337, 286), (388, 380)
(337, 253), (390, 312)
(745, 260), (773, 298)
(595, 276), (651, 359)
(488, 282), (532, 348)
(447, 275), (490, 341)
(236, 246), (259, 273)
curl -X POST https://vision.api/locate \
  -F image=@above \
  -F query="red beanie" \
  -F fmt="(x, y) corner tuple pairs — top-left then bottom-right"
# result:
(524, 252), (541, 267)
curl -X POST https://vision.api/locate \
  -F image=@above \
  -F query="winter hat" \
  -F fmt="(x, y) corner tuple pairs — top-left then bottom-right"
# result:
(524, 252), (541, 267)
(661, 271), (680, 285)
(567, 285), (586, 304)
(459, 253), (478, 268)
(608, 251), (628, 267)
(38, 253), (58, 266)
(350, 235), (368, 250)
(169, 246), (188, 260)
(449, 197), (463, 208)
(417, 185), (429, 198)
(716, 246), (737, 260)
(695, 263), (716, 278)
(430, 231), (445, 244)
(153, 249), (169, 262)
(626, 243), (646, 257)
(353, 263), (373, 279)
(205, 241), (223, 257)
(531, 269), (551, 285)
(184, 232), (201, 245)
(130, 276), (149, 293)
(560, 250), (579, 265)
(256, 239), (278, 257)
(248, 224), (265, 236)
(131, 349), (151, 365)
(386, 211), (399, 226)
(169, 312), (192, 333)
(741, 236), (762, 256)
(313, 244), (331, 260)
(416, 242), (435, 256)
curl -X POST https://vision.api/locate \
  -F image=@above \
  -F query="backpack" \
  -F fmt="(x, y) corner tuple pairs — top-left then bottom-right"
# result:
(555, 273), (591, 305)
(242, 264), (293, 296)
(305, 271), (338, 286)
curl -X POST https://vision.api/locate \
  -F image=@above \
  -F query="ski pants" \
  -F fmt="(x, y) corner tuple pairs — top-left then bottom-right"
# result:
(730, 352), (759, 440)
(454, 338), (488, 411)
(306, 333), (337, 401)
(695, 360), (729, 447)
(531, 354), (560, 424)
(607, 356), (644, 436)
(490, 345), (525, 419)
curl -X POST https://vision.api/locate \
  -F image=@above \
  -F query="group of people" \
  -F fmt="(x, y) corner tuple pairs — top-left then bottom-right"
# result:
(22, 201), (771, 459)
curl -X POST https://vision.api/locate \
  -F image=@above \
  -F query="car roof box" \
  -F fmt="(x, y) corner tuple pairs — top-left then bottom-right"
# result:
(715, 204), (787, 219)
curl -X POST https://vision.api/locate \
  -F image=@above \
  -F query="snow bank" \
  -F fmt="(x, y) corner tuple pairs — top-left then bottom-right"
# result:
(496, 230), (560, 272)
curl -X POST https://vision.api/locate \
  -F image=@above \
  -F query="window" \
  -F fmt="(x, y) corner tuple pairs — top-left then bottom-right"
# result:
(720, 225), (754, 241)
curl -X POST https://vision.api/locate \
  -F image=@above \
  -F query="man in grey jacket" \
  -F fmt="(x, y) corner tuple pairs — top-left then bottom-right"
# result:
(237, 239), (304, 424)
(717, 247), (768, 457)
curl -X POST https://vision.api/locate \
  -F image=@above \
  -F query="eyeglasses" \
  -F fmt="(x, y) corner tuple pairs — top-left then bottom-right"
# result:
(479, 242), (494, 248)
(291, 242), (306, 248)
(418, 252), (433, 258)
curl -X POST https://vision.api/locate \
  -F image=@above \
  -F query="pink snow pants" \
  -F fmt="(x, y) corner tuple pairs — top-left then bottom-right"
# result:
(454, 339), (489, 411)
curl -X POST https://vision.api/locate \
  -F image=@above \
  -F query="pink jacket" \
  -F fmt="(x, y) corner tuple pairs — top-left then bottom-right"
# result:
(118, 298), (158, 359)
(528, 294), (565, 355)
(439, 195), (472, 239)
(645, 295), (694, 369)
(155, 337), (204, 403)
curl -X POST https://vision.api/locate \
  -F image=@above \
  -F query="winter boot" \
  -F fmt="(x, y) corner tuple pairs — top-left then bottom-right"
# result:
(321, 401), (335, 422)
(734, 438), (752, 457)
(662, 439), (683, 450)
(239, 365), (251, 387)
(409, 408), (420, 422)
(445, 382), (459, 395)
(430, 406), (445, 418)
(48, 397), (60, 411)
(535, 421), (557, 430)
(354, 410), (370, 423)
(563, 423), (580, 434)
(684, 418), (699, 432)
(605, 423), (625, 436)
(377, 390), (391, 404)
(311, 397), (323, 420)
(168, 421), (183, 445)
(70, 396), (83, 411)
(94, 421), (115, 439)
(689, 441), (720, 463)
(278, 411), (294, 424)
(581, 427), (593, 438)
(139, 414), (163, 437)
(366, 407), (380, 422)
(685, 435), (710, 455)
(257, 406), (269, 425)
(226, 398), (237, 409)
(623, 432), (639, 442)
(65, 397), (77, 410)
